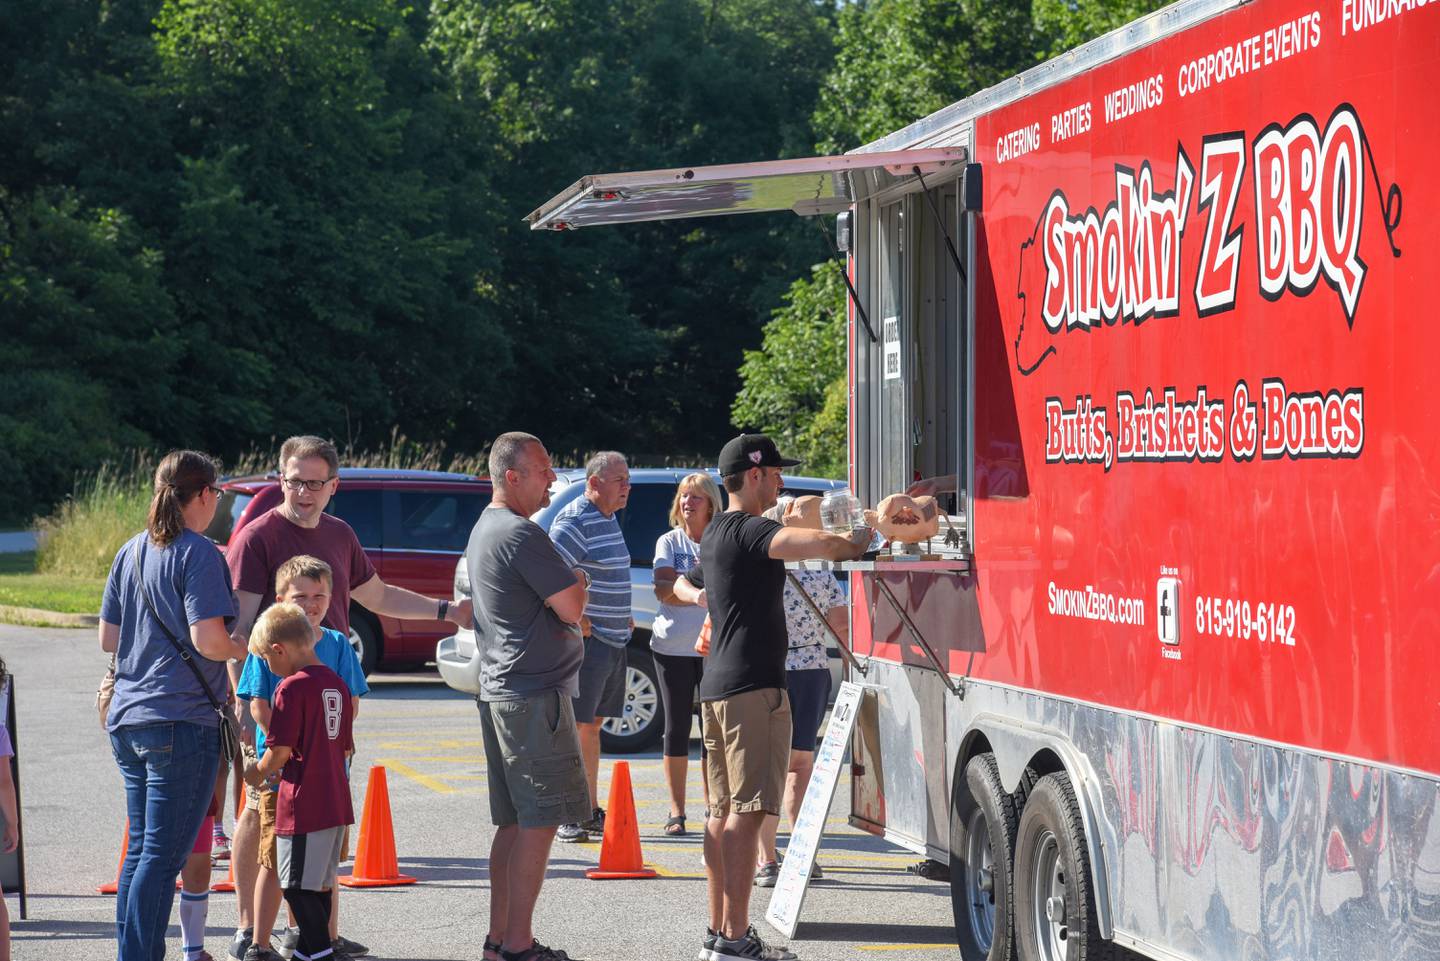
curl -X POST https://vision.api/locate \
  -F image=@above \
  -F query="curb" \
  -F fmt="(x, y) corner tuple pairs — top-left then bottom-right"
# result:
(0, 604), (99, 628)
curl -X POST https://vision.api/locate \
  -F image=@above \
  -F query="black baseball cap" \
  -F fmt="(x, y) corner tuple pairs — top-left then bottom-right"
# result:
(718, 433), (802, 476)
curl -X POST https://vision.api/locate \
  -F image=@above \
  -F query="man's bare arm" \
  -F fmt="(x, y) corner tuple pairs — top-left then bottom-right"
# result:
(545, 571), (588, 625)
(768, 526), (871, 563)
(352, 574), (473, 628)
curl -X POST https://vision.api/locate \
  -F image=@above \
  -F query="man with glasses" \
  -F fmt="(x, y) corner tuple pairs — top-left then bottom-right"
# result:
(548, 450), (632, 843)
(223, 435), (472, 961)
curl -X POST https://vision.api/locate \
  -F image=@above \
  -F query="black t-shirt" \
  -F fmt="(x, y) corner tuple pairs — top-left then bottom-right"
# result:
(688, 511), (786, 701)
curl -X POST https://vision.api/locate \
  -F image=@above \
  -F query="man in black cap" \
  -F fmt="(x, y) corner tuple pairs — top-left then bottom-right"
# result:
(674, 433), (870, 961)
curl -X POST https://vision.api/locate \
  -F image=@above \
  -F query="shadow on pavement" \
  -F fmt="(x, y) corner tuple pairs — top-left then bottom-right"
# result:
(795, 920), (956, 944)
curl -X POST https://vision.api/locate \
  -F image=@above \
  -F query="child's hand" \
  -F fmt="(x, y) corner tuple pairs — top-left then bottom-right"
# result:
(2, 822), (17, 854)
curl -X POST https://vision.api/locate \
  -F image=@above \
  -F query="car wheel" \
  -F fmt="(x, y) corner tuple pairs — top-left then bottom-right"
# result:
(348, 605), (381, 676)
(601, 646), (664, 754)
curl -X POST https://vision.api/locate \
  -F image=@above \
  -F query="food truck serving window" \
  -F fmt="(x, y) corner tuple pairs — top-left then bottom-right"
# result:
(852, 163), (977, 549)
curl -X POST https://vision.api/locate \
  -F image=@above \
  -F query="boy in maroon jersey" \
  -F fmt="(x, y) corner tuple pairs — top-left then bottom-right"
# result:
(243, 603), (354, 961)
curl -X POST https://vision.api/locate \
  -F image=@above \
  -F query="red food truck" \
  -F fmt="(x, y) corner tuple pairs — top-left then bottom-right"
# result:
(527, 1), (1440, 958)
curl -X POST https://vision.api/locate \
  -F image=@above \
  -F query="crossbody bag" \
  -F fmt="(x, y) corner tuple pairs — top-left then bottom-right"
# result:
(132, 541), (240, 765)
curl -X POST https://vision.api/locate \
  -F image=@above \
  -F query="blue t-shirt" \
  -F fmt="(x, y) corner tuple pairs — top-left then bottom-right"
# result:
(549, 497), (631, 648)
(236, 627), (368, 758)
(101, 530), (237, 731)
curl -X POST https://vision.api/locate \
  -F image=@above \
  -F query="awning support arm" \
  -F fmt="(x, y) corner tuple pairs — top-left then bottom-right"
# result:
(814, 218), (878, 344)
(872, 575), (964, 699)
(912, 166), (967, 287)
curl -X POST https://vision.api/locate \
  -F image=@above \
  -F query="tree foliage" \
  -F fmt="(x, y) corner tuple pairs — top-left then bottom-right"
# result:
(2, 0), (1166, 523)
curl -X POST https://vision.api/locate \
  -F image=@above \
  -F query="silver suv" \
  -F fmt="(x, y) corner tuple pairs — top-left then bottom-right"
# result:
(436, 468), (845, 751)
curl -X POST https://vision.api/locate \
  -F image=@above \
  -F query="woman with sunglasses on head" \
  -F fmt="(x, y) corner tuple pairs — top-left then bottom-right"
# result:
(650, 472), (724, 837)
(100, 450), (250, 961)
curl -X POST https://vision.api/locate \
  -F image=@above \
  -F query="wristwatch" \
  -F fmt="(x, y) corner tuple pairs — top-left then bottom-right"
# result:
(438, 598), (450, 620)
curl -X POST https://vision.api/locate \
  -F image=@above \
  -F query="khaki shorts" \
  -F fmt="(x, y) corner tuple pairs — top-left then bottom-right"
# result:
(257, 789), (278, 870)
(702, 687), (791, 817)
(479, 691), (592, 829)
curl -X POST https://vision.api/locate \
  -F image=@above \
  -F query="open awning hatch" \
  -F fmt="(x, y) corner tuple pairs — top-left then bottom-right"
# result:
(525, 147), (967, 231)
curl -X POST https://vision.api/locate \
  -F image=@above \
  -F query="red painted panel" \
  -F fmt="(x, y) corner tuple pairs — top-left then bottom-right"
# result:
(871, 1), (1440, 774)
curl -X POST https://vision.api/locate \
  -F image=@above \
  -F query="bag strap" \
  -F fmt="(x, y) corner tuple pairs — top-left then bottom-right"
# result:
(132, 540), (227, 716)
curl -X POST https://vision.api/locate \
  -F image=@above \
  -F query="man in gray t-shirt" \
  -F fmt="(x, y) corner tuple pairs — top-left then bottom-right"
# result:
(469, 506), (585, 701)
(466, 432), (591, 961)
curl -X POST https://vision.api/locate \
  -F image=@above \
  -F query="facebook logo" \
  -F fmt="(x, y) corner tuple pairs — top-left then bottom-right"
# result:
(1156, 577), (1180, 645)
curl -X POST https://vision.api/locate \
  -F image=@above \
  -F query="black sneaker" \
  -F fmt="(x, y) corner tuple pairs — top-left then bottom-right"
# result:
(556, 821), (589, 843)
(332, 934), (369, 957)
(499, 939), (578, 961)
(697, 928), (720, 961)
(242, 943), (282, 961)
(580, 807), (605, 834)
(229, 930), (253, 961)
(712, 926), (796, 961)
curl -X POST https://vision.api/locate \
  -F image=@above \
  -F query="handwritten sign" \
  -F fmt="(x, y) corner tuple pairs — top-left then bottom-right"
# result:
(764, 681), (866, 939)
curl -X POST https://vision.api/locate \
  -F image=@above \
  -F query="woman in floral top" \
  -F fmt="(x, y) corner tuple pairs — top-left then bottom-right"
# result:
(753, 502), (849, 887)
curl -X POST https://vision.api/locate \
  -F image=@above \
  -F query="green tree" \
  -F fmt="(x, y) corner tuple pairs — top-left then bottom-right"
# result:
(732, 260), (847, 476)
(428, 0), (837, 457)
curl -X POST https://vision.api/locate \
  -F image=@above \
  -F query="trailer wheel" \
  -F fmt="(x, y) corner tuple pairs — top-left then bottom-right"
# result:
(1013, 772), (1117, 961)
(950, 753), (1021, 961)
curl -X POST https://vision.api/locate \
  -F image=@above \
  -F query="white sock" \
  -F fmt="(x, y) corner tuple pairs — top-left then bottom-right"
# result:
(179, 889), (209, 960)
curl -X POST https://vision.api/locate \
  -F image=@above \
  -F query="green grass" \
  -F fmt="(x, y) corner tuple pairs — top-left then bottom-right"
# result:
(0, 573), (104, 614)
(0, 549), (101, 614)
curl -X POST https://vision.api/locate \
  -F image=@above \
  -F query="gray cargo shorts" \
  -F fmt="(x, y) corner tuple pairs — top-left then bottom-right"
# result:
(479, 690), (592, 829)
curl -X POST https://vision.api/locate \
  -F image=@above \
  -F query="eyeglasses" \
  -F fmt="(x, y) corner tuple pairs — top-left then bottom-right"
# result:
(281, 477), (334, 492)
(207, 485), (224, 496)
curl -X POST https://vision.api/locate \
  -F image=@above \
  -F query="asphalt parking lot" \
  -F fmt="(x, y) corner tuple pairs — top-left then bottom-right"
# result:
(4, 624), (958, 960)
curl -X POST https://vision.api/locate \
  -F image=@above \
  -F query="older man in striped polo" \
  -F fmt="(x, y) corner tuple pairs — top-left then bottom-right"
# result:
(548, 450), (633, 843)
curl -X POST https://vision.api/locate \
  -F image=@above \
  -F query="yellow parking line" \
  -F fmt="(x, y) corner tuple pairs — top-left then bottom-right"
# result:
(375, 758), (456, 794)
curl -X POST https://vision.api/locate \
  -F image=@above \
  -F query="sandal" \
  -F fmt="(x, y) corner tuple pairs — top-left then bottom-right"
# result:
(484, 936), (503, 961)
(664, 814), (687, 837)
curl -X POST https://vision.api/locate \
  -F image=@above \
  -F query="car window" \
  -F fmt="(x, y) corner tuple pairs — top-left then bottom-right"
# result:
(392, 490), (491, 552)
(326, 489), (384, 549)
(617, 483), (676, 568)
(204, 491), (253, 545)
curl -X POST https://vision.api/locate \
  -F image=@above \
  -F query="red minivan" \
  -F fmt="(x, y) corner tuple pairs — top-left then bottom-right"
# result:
(205, 468), (492, 674)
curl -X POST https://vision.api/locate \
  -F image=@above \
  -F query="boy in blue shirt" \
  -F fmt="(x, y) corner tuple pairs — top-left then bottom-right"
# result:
(237, 556), (369, 961)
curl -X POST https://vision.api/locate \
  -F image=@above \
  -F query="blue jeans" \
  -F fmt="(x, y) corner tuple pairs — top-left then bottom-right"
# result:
(110, 721), (219, 961)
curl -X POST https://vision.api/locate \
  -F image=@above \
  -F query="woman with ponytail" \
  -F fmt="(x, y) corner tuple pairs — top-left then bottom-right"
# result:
(99, 451), (249, 961)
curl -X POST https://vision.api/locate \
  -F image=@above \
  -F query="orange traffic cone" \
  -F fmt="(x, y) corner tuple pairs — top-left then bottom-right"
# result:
(338, 766), (417, 887)
(585, 761), (657, 880)
(211, 854), (235, 893)
(98, 822), (129, 894)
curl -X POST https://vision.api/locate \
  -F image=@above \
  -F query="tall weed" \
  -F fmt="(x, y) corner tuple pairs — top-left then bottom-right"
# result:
(35, 458), (152, 579)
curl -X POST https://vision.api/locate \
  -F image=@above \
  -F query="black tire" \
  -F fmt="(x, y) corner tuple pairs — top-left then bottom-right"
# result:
(347, 604), (381, 677)
(951, 753), (1021, 961)
(1013, 772), (1118, 961)
(600, 644), (665, 754)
